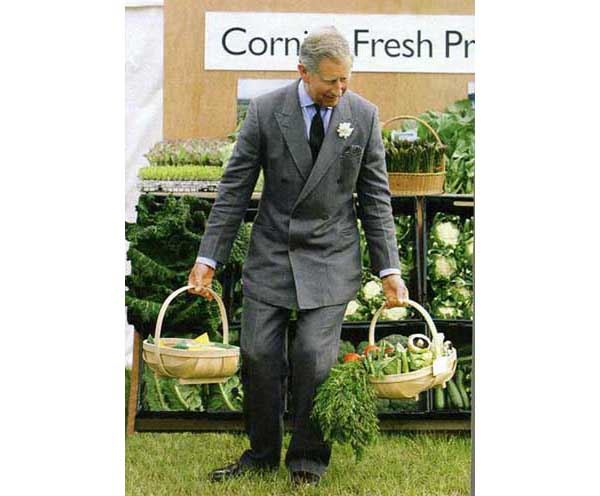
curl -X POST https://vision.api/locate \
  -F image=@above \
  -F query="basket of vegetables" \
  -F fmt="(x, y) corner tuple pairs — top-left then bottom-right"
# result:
(382, 115), (446, 196)
(311, 299), (457, 460)
(366, 299), (457, 400)
(142, 285), (239, 385)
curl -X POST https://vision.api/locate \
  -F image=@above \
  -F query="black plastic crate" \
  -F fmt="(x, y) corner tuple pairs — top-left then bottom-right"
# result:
(422, 195), (474, 321)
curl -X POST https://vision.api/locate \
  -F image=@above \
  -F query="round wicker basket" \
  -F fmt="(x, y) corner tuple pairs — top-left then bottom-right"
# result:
(142, 285), (239, 385)
(367, 299), (457, 400)
(382, 115), (446, 196)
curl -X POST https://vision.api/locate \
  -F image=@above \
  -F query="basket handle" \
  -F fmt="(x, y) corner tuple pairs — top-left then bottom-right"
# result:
(153, 285), (229, 345)
(368, 299), (440, 353)
(382, 115), (443, 147)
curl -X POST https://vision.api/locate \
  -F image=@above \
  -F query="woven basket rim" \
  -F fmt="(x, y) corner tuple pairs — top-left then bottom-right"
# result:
(388, 171), (446, 177)
(143, 339), (240, 358)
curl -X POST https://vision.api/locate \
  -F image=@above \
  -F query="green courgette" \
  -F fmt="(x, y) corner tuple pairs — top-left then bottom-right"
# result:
(455, 369), (470, 409)
(434, 386), (446, 410)
(446, 379), (464, 409)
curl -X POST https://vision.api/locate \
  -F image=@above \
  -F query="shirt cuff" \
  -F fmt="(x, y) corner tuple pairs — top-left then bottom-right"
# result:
(379, 268), (401, 278)
(196, 256), (217, 269)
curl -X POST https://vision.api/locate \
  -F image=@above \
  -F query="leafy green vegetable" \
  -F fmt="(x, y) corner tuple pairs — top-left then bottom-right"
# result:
(126, 195), (250, 337)
(376, 399), (391, 413)
(144, 139), (231, 167)
(205, 375), (243, 412)
(139, 166), (224, 181)
(311, 361), (379, 461)
(142, 365), (205, 412)
(415, 99), (475, 194)
(408, 350), (433, 370)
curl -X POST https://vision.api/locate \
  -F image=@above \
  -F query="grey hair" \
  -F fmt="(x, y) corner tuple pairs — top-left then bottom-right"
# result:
(299, 26), (353, 74)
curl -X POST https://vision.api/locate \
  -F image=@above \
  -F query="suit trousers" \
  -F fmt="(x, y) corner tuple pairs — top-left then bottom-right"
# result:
(238, 294), (346, 476)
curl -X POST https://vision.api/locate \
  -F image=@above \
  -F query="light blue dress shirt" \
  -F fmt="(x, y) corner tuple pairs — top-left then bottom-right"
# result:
(197, 81), (401, 280)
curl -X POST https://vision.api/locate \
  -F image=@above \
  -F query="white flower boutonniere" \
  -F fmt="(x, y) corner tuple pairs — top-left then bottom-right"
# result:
(337, 122), (354, 139)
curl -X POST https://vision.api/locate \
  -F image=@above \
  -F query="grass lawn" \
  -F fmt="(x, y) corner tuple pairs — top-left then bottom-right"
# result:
(126, 371), (472, 495)
(126, 431), (471, 495)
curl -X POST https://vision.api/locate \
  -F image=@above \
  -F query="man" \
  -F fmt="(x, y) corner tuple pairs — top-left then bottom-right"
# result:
(188, 26), (408, 486)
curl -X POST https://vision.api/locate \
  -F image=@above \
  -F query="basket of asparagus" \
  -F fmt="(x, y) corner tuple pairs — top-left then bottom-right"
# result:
(366, 300), (457, 400)
(142, 285), (239, 385)
(382, 115), (446, 196)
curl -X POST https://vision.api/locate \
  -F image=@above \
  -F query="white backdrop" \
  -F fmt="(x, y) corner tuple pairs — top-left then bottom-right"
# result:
(125, 1), (163, 367)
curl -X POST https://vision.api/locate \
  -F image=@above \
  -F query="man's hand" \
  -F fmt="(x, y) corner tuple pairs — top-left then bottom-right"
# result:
(382, 274), (409, 308)
(188, 262), (215, 299)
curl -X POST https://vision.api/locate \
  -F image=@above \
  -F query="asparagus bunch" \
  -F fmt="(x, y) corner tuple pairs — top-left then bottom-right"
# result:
(382, 129), (446, 173)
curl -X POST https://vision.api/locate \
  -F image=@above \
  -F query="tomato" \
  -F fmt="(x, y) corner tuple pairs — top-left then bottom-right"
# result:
(363, 344), (379, 356)
(384, 347), (394, 354)
(343, 353), (362, 363)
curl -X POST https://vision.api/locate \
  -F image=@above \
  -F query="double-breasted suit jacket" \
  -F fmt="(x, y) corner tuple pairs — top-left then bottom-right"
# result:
(198, 80), (400, 309)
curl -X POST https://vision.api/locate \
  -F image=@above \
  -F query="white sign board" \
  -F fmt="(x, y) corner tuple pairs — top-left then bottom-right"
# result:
(205, 12), (474, 73)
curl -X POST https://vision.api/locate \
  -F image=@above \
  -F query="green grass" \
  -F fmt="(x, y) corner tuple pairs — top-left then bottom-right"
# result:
(126, 431), (471, 495)
(126, 369), (471, 495)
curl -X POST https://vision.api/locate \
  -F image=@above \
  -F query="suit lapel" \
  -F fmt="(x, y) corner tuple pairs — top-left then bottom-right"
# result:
(274, 81), (313, 182)
(293, 94), (353, 209)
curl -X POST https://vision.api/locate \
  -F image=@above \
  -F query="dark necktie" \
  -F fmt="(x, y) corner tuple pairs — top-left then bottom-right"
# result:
(309, 104), (325, 164)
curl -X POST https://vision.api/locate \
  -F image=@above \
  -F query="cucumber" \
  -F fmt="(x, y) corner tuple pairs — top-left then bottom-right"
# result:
(433, 386), (446, 410)
(446, 379), (464, 409)
(455, 369), (470, 409)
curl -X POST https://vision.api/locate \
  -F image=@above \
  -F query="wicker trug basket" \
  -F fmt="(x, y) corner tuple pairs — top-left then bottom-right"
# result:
(367, 299), (457, 400)
(142, 285), (239, 385)
(383, 115), (446, 196)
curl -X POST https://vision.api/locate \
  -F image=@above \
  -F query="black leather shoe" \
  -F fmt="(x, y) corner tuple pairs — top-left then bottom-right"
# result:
(209, 462), (247, 482)
(210, 461), (278, 482)
(291, 470), (320, 487)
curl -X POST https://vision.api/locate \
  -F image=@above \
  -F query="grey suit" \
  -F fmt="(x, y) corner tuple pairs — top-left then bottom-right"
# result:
(197, 80), (399, 475)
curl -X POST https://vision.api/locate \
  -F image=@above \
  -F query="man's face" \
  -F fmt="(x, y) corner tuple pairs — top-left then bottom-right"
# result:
(298, 57), (351, 108)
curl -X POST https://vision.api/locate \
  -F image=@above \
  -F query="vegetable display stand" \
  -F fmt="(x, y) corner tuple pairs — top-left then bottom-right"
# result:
(127, 192), (472, 433)
(422, 196), (474, 322)
(367, 300), (457, 400)
(382, 115), (446, 196)
(142, 285), (240, 384)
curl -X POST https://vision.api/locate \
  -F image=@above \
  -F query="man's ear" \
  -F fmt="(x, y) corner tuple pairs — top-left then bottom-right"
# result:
(298, 63), (309, 83)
